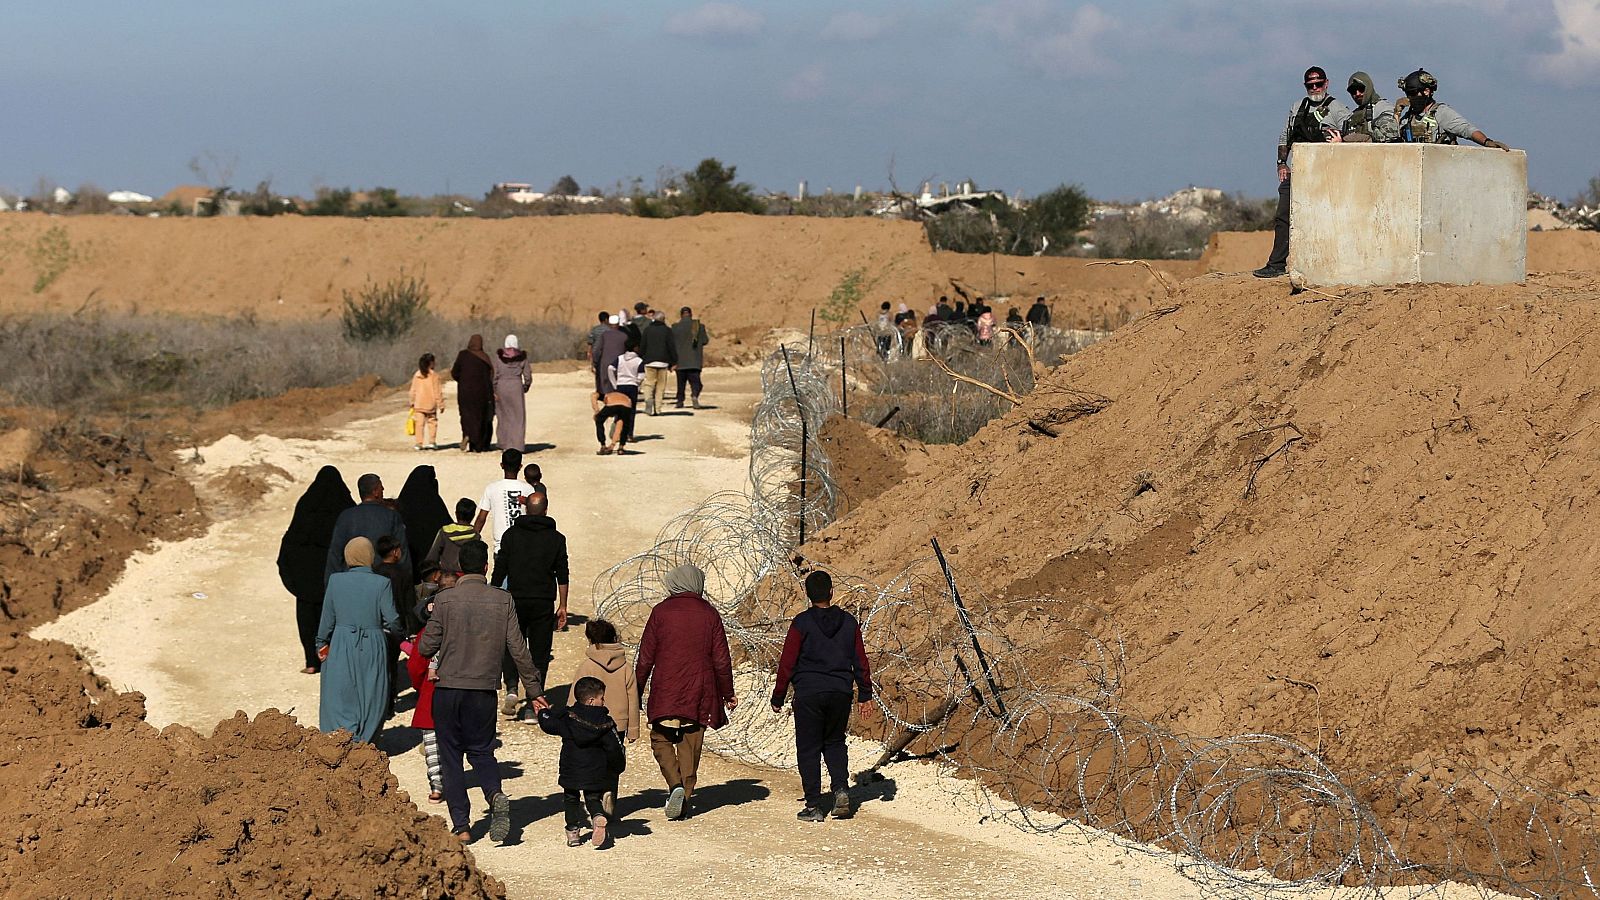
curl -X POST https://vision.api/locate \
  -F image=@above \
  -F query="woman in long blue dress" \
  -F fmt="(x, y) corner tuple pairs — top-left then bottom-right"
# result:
(316, 536), (400, 743)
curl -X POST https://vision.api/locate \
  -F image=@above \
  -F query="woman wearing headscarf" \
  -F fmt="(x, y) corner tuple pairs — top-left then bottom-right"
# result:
(633, 564), (736, 820)
(396, 465), (450, 621)
(316, 537), (401, 743)
(450, 334), (495, 452)
(493, 334), (532, 452)
(276, 466), (353, 674)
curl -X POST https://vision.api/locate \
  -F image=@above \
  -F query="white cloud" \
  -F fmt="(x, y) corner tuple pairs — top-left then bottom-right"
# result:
(821, 10), (895, 42)
(974, 0), (1118, 78)
(1534, 0), (1600, 83)
(783, 63), (829, 101)
(665, 2), (765, 39)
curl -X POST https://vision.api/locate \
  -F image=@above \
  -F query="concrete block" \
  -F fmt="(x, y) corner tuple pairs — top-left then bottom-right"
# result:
(1290, 144), (1527, 285)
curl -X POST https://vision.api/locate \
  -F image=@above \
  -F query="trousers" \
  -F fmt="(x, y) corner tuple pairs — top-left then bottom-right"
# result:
(433, 687), (502, 832)
(1267, 175), (1291, 268)
(502, 601), (554, 696)
(793, 691), (852, 807)
(564, 788), (607, 829)
(674, 369), (703, 404)
(295, 596), (323, 670)
(649, 720), (705, 798)
(643, 366), (670, 414)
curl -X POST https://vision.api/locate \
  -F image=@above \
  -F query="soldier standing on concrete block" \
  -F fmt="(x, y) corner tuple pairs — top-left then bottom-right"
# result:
(1255, 66), (1350, 279)
(1328, 72), (1398, 143)
(1395, 69), (1512, 150)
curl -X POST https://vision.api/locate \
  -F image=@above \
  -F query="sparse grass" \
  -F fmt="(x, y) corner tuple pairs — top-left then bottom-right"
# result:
(0, 311), (582, 413)
(28, 225), (76, 293)
(848, 324), (1111, 444)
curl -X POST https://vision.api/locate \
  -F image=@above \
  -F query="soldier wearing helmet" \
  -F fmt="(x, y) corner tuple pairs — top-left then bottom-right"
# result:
(1254, 66), (1351, 279)
(1395, 69), (1511, 150)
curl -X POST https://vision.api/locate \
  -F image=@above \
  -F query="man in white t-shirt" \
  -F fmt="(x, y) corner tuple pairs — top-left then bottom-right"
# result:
(473, 448), (535, 551)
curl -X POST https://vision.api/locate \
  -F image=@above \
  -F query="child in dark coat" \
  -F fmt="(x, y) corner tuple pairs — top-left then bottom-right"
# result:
(537, 676), (627, 848)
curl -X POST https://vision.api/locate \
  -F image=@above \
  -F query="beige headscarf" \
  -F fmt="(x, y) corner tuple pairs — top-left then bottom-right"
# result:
(664, 564), (705, 596)
(343, 536), (375, 568)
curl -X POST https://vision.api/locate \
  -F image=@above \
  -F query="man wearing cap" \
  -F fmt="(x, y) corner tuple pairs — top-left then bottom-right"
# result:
(1394, 69), (1511, 150)
(1255, 66), (1350, 279)
(591, 315), (629, 394)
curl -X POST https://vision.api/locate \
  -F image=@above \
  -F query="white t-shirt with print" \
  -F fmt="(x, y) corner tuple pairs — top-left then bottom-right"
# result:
(480, 478), (535, 546)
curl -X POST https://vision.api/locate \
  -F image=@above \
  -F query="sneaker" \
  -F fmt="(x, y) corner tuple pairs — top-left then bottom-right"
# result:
(692, 399), (703, 409)
(565, 827), (584, 847)
(602, 790), (616, 817)
(489, 792), (511, 843)
(796, 806), (828, 823)
(591, 814), (608, 849)
(501, 692), (520, 717)
(1252, 264), (1287, 278)
(665, 785), (685, 820)
(831, 788), (854, 819)
(412, 445), (423, 451)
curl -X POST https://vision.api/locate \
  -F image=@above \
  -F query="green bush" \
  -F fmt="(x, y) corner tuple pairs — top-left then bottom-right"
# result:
(820, 268), (871, 325)
(341, 274), (432, 342)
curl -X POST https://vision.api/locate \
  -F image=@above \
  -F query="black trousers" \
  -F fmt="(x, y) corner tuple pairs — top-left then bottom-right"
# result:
(502, 601), (554, 695)
(433, 687), (501, 833)
(674, 369), (703, 404)
(564, 788), (607, 829)
(1266, 175), (1291, 268)
(793, 691), (852, 807)
(295, 596), (323, 670)
(617, 384), (638, 441)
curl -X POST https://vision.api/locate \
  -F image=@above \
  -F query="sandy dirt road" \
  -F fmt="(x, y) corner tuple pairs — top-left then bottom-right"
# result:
(33, 366), (1470, 900)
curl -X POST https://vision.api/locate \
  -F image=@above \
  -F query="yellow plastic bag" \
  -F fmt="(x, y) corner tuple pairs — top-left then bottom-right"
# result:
(406, 408), (416, 436)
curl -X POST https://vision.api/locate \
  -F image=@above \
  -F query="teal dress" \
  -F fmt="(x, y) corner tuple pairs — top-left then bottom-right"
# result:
(316, 566), (400, 743)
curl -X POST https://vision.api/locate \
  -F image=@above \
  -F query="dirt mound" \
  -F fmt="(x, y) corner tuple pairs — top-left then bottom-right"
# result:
(1201, 228), (1600, 275)
(808, 270), (1600, 804)
(0, 632), (503, 898)
(0, 214), (949, 335)
(0, 215), (1205, 339)
(818, 415), (935, 516)
(934, 253), (1195, 328)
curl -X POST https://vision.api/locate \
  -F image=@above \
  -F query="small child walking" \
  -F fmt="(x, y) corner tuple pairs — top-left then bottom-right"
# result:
(409, 353), (443, 450)
(536, 677), (627, 849)
(402, 579), (445, 803)
(572, 619), (640, 814)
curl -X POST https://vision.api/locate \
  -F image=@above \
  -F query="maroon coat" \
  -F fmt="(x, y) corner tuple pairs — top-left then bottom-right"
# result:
(635, 591), (736, 729)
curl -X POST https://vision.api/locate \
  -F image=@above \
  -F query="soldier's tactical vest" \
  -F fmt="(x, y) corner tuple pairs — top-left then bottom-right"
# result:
(1291, 96), (1336, 144)
(1401, 105), (1455, 144)
(1346, 102), (1377, 137)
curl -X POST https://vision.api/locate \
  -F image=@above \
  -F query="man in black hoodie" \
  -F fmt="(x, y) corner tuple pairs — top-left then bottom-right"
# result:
(770, 571), (874, 822)
(491, 492), (569, 714)
(638, 312), (679, 416)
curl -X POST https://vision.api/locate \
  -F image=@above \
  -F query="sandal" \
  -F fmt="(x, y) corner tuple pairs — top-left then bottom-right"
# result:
(598, 445), (615, 455)
(301, 666), (319, 675)
(428, 791), (443, 804)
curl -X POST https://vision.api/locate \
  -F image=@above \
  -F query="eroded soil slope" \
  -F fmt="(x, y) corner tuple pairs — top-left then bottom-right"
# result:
(808, 270), (1600, 794)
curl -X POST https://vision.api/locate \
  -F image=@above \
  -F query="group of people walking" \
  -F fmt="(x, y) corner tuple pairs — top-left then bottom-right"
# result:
(277, 450), (872, 849)
(588, 303), (712, 455)
(1256, 65), (1514, 278)
(872, 294), (1055, 359)
(433, 334), (533, 454)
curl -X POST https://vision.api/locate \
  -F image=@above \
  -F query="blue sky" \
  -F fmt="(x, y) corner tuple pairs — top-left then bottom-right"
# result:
(5, 1), (1598, 202)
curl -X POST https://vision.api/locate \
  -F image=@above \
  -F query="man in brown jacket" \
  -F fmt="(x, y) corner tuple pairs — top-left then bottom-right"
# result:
(420, 539), (542, 844)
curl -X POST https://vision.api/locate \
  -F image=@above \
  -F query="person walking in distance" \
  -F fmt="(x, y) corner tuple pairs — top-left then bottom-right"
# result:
(409, 353), (443, 451)
(770, 571), (874, 822)
(638, 311), (678, 416)
(671, 306), (711, 409)
(450, 334), (496, 452)
(492, 334), (532, 453)
(591, 315), (628, 394)
(634, 564), (736, 821)
(419, 539), (543, 843)
(490, 492), (569, 717)
(1255, 66), (1350, 279)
